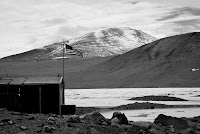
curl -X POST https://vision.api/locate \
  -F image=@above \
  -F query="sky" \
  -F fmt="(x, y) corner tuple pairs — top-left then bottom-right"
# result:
(0, 0), (200, 58)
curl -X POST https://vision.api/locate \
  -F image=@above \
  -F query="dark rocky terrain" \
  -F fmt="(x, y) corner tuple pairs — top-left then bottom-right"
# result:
(1, 105), (200, 134)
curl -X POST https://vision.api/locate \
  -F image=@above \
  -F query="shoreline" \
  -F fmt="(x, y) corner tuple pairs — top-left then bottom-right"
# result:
(76, 102), (200, 115)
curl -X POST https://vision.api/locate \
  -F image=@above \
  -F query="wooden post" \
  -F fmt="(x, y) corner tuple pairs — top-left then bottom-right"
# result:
(62, 40), (65, 89)
(39, 87), (41, 113)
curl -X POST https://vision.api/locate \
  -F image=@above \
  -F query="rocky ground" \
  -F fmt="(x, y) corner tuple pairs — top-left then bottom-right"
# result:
(1, 102), (200, 134)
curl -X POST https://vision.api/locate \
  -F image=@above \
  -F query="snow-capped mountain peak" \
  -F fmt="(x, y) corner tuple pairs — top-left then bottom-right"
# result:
(0, 27), (156, 62)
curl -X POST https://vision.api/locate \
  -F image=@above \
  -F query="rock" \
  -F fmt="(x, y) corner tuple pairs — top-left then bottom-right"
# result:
(20, 126), (28, 130)
(0, 108), (7, 112)
(67, 123), (75, 128)
(64, 115), (81, 123)
(187, 120), (198, 127)
(48, 120), (55, 125)
(90, 128), (100, 134)
(37, 123), (44, 127)
(154, 114), (189, 130)
(1, 119), (11, 122)
(0, 119), (14, 125)
(120, 132), (128, 134)
(132, 121), (152, 129)
(111, 112), (128, 125)
(43, 125), (55, 133)
(83, 111), (110, 125)
(195, 125), (200, 131)
(118, 124), (132, 130)
(48, 116), (56, 121)
(102, 121), (109, 126)
(17, 132), (26, 134)
(34, 127), (43, 133)
(8, 120), (14, 125)
(113, 112), (122, 117)
(148, 128), (164, 134)
(179, 128), (195, 134)
(191, 116), (200, 123)
(149, 123), (165, 133)
(10, 112), (23, 115)
(65, 128), (85, 134)
(27, 116), (35, 120)
(139, 129), (146, 134)
(0, 126), (4, 131)
(111, 117), (120, 125)
(168, 125), (175, 133)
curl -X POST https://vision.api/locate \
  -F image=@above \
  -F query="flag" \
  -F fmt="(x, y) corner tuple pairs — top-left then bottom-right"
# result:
(65, 44), (73, 50)
(61, 40), (83, 57)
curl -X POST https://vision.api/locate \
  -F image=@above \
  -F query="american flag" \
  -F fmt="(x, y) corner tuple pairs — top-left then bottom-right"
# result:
(61, 40), (83, 57)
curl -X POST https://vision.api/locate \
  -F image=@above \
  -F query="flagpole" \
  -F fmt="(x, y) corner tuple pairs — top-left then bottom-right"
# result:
(62, 39), (65, 89)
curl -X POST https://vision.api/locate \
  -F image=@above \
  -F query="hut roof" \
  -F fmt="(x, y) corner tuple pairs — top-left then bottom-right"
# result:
(9, 78), (28, 85)
(0, 77), (63, 85)
(0, 79), (12, 85)
(23, 77), (63, 85)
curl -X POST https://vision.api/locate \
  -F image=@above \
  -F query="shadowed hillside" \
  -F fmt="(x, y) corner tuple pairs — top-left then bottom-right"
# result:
(66, 32), (200, 88)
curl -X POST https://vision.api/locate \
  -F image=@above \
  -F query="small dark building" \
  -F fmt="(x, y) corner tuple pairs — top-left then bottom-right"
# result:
(0, 77), (64, 115)
(0, 79), (13, 109)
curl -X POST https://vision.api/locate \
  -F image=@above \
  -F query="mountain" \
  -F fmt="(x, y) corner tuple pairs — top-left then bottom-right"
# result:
(1, 32), (200, 88)
(0, 27), (156, 62)
(65, 32), (200, 88)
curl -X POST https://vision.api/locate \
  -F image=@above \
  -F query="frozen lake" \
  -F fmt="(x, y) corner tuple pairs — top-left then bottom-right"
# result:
(65, 88), (200, 121)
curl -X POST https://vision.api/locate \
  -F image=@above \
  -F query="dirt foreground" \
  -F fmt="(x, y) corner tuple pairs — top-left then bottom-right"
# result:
(1, 101), (200, 134)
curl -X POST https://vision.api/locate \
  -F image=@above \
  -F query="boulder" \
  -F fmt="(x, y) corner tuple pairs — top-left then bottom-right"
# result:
(8, 120), (14, 125)
(132, 121), (152, 129)
(149, 123), (165, 134)
(90, 128), (100, 134)
(64, 115), (81, 123)
(111, 112), (128, 125)
(17, 132), (26, 134)
(111, 117), (120, 125)
(42, 125), (55, 133)
(154, 114), (189, 130)
(190, 116), (200, 123)
(0, 119), (14, 126)
(102, 121), (109, 126)
(20, 126), (28, 130)
(1, 119), (11, 123)
(179, 128), (196, 134)
(0, 126), (4, 131)
(0, 108), (7, 112)
(148, 128), (164, 134)
(83, 111), (110, 125)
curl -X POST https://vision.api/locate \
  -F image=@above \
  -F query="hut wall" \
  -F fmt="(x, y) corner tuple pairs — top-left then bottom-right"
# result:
(20, 85), (40, 113)
(41, 84), (60, 114)
(0, 85), (19, 110)
(20, 84), (60, 114)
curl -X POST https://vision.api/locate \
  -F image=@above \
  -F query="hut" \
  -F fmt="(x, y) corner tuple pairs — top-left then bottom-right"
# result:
(0, 77), (64, 115)
(0, 79), (13, 109)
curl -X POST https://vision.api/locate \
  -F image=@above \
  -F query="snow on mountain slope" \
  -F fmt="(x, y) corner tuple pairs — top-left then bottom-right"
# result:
(0, 27), (156, 62)
(50, 27), (156, 58)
